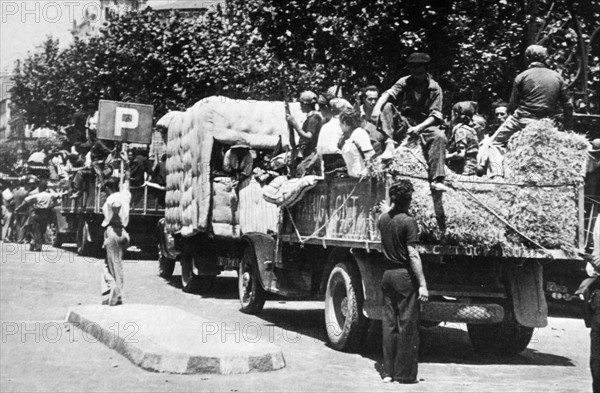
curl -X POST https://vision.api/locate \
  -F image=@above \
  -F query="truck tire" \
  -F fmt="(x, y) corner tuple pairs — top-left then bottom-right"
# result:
(180, 246), (201, 293)
(158, 255), (176, 279)
(324, 261), (368, 352)
(467, 307), (534, 355)
(180, 244), (216, 293)
(238, 246), (266, 314)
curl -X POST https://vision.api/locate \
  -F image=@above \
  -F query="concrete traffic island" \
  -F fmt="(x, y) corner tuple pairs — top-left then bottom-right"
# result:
(65, 304), (285, 374)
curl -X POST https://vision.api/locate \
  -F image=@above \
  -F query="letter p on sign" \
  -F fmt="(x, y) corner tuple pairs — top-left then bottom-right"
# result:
(97, 100), (154, 144)
(114, 107), (139, 137)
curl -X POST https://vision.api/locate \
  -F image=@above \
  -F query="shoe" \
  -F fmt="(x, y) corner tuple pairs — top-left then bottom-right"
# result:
(101, 299), (109, 305)
(430, 182), (449, 192)
(396, 378), (419, 384)
(382, 377), (393, 383)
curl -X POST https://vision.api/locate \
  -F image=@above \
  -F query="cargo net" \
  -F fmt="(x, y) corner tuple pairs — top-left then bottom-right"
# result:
(367, 119), (590, 256)
(421, 302), (505, 324)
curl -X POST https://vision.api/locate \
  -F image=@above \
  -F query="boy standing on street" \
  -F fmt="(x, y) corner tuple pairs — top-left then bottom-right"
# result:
(101, 152), (131, 306)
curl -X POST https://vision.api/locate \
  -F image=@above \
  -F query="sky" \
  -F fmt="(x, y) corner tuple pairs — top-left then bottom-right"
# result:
(0, 1), (218, 75)
(0, 1), (106, 73)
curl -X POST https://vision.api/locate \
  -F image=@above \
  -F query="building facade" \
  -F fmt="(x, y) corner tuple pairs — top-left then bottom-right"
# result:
(71, 0), (149, 39)
(0, 72), (14, 141)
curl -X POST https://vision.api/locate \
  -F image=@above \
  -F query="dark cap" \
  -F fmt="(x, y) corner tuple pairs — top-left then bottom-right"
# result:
(406, 52), (431, 64)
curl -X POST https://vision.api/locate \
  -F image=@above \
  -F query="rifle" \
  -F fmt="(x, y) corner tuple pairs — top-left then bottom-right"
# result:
(281, 77), (297, 149)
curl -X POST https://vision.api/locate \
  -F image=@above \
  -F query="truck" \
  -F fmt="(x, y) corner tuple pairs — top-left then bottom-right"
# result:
(60, 172), (165, 256)
(157, 96), (598, 354)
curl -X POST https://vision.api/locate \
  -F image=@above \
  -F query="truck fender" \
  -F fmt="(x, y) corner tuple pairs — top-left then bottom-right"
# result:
(349, 249), (386, 320)
(241, 233), (276, 290)
(505, 260), (548, 328)
(319, 247), (353, 296)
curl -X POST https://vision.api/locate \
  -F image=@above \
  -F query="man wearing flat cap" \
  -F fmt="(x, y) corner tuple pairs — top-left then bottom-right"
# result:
(371, 52), (448, 192)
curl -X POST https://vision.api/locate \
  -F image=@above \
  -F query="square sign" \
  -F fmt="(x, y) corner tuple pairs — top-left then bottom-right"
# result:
(97, 100), (154, 144)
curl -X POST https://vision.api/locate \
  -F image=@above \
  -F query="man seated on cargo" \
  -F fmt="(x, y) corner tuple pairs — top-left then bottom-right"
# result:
(223, 139), (254, 188)
(480, 45), (574, 176)
(371, 52), (448, 192)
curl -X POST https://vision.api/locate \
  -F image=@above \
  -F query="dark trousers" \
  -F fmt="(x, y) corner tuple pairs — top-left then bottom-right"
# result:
(380, 103), (447, 181)
(420, 127), (447, 181)
(29, 209), (50, 251)
(591, 289), (600, 393)
(381, 267), (420, 382)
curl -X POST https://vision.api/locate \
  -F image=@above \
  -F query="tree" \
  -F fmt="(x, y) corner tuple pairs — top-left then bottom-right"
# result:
(9, 0), (600, 133)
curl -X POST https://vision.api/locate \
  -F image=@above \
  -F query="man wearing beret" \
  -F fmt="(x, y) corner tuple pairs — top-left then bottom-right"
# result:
(371, 52), (448, 192)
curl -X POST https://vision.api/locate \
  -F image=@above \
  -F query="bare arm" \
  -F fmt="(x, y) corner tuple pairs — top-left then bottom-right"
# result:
(286, 115), (312, 139)
(370, 92), (391, 121)
(408, 245), (428, 302)
(409, 116), (436, 135)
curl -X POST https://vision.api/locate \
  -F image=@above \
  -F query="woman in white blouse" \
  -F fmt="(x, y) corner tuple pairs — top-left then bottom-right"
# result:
(338, 110), (375, 178)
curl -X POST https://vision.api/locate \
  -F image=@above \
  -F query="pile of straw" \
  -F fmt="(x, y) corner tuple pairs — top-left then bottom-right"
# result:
(369, 120), (589, 254)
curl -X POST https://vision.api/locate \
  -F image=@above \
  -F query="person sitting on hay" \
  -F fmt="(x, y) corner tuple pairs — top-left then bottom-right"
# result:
(446, 102), (479, 176)
(370, 52), (448, 192)
(479, 44), (574, 177)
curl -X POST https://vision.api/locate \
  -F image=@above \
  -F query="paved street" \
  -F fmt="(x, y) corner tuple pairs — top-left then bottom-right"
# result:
(0, 242), (595, 392)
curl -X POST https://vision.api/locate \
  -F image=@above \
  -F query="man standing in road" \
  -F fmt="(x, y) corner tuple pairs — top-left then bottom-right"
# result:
(14, 180), (63, 252)
(377, 179), (428, 384)
(101, 155), (131, 306)
(371, 53), (448, 191)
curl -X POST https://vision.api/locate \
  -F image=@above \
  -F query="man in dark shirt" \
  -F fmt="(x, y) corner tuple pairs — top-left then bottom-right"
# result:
(371, 52), (448, 192)
(286, 90), (324, 159)
(491, 45), (573, 147)
(377, 179), (428, 384)
(482, 45), (573, 176)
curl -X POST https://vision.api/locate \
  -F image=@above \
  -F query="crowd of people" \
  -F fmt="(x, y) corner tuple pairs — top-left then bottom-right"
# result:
(0, 177), (65, 251)
(257, 44), (574, 193)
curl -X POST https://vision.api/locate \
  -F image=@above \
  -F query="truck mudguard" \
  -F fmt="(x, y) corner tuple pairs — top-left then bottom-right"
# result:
(505, 261), (548, 328)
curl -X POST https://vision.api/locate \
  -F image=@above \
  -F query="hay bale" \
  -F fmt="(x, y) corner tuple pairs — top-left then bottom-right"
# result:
(367, 120), (588, 254)
(162, 97), (303, 236)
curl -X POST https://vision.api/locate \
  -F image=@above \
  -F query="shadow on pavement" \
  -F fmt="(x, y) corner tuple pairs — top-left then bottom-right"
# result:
(362, 321), (575, 367)
(255, 306), (329, 343)
(165, 274), (239, 300)
(402, 324), (573, 366)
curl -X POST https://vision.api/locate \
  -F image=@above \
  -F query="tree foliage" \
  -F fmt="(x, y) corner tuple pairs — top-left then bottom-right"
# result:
(9, 0), (600, 134)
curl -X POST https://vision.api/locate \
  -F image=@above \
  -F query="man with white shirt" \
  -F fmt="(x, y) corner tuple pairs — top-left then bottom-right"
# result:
(14, 180), (64, 251)
(100, 167), (131, 306)
(316, 98), (353, 155)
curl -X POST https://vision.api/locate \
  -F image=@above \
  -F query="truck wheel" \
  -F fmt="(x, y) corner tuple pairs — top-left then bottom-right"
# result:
(180, 247), (201, 293)
(467, 307), (534, 355)
(158, 255), (176, 279)
(180, 245), (216, 293)
(324, 261), (367, 352)
(238, 246), (266, 314)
